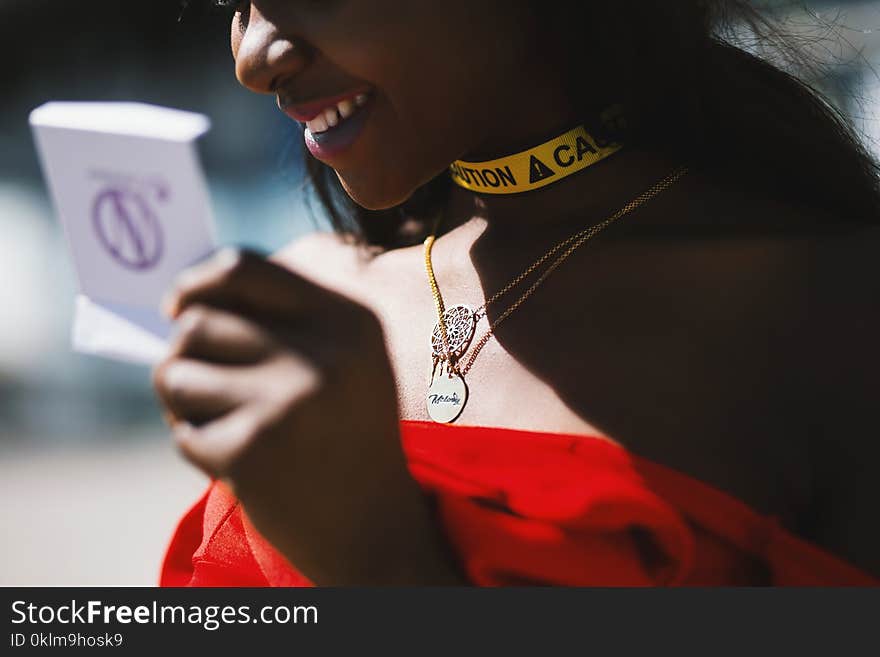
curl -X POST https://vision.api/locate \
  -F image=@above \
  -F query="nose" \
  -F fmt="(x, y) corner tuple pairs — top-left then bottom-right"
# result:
(233, 5), (311, 94)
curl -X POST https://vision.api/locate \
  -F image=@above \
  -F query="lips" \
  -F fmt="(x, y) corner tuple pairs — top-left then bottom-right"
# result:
(301, 93), (370, 134)
(277, 86), (376, 161)
(278, 87), (373, 123)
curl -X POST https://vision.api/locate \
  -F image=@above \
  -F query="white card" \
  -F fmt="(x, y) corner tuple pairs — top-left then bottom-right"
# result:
(30, 102), (219, 365)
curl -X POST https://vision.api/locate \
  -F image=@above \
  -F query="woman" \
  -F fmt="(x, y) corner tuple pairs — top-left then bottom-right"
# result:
(156, 0), (880, 585)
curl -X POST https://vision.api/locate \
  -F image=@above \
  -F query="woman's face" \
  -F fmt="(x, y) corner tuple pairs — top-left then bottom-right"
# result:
(230, 1), (571, 210)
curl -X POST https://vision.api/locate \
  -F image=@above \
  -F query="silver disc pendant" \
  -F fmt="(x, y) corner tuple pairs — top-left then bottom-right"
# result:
(426, 369), (468, 423)
(430, 305), (476, 360)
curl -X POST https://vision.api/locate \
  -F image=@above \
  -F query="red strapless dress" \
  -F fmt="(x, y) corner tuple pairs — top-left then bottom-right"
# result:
(159, 420), (877, 586)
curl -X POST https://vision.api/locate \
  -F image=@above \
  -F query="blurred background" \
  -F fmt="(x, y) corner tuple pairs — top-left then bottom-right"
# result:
(1, 0), (880, 585)
(0, 0), (322, 585)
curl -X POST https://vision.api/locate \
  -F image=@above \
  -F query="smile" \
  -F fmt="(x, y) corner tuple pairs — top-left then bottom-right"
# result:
(278, 88), (375, 160)
(302, 93), (369, 134)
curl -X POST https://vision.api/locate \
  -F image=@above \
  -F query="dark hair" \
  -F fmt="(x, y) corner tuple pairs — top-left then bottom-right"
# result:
(299, 0), (880, 249)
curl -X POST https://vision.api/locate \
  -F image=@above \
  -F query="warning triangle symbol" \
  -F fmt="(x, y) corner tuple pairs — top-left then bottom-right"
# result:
(529, 155), (556, 184)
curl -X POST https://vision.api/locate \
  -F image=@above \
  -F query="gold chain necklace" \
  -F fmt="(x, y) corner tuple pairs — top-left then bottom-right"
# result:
(423, 166), (688, 423)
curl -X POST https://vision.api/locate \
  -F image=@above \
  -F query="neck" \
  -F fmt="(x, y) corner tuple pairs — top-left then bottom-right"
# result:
(441, 146), (680, 242)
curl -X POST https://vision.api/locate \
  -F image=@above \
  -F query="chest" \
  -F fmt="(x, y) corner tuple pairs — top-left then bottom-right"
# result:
(351, 236), (814, 527)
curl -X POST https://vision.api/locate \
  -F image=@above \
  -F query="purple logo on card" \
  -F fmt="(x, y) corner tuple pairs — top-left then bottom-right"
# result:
(92, 185), (165, 271)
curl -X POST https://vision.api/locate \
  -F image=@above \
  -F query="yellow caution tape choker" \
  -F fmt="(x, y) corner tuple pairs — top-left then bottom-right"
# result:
(449, 124), (622, 194)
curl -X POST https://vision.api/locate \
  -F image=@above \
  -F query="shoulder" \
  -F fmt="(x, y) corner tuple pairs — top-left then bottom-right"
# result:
(269, 229), (423, 312)
(665, 171), (879, 316)
(271, 230), (377, 293)
(273, 230), (364, 272)
(660, 176), (880, 576)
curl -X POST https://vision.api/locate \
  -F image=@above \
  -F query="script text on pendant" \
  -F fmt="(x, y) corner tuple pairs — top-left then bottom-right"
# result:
(426, 371), (468, 423)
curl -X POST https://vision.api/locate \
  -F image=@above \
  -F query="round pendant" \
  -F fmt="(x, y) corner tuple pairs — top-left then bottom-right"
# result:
(430, 304), (476, 359)
(426, 371), (468, 423)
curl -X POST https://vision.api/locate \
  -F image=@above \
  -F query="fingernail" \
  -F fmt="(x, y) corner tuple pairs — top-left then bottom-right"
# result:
(161, 291), (179, 319)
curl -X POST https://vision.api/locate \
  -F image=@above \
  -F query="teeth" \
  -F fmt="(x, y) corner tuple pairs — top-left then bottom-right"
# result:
(337, 99), (355, 119)
(305, 93), (370, 134)
(306, 112), (328, 134)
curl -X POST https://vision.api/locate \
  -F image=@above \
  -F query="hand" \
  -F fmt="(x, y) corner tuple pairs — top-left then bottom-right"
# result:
(153, 248), (464, 585)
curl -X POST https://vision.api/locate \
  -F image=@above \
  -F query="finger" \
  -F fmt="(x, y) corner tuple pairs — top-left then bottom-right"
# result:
(163, 248), (333, 321)
(171, 408), (263, 479)
(170, 304), (278, 364)
(153, 358), (247, 425)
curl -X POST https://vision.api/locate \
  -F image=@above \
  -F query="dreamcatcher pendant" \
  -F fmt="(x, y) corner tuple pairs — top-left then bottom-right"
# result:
(426, 304), (475, 423)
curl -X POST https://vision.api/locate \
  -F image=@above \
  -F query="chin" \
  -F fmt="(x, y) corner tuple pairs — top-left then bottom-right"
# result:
(335, 170), (415, 212)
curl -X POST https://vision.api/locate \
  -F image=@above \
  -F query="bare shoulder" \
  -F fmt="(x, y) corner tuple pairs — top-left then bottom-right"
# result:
(273, 230), (364, 274)
(670, 172), (879, 311)
(271, 230), (378, 297)
(668, 176), (880, 576)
